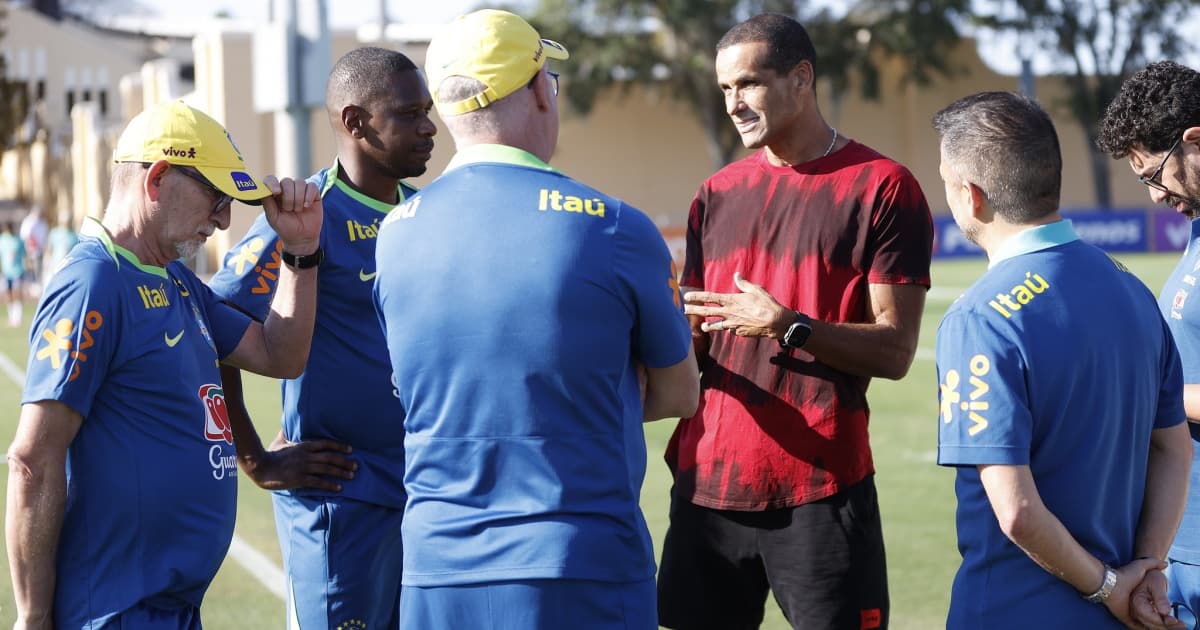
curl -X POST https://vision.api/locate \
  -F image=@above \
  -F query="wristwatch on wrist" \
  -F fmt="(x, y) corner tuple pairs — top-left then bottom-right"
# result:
(1083, 564), (1117, 604)
(281, 247), (323, 270)
(780, 311), (813, 349)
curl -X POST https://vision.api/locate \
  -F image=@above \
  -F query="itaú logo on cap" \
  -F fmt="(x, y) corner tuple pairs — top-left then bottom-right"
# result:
(231, 171), (258, 191)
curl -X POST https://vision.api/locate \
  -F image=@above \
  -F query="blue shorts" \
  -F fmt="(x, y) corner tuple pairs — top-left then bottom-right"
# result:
(273, 493), (404, 630)
(97, 602), (201, 629)
(399, 578), (656, 630)
(1166, 558), (1200, 628)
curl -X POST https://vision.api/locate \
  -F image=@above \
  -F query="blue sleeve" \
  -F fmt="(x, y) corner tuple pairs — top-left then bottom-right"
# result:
(22, 259), (121, 418)
(613, 204), (691, 369)
(936, 308), (1032, 467)
(1156, 315), (1186, 430)
(208, 213), (283, 321)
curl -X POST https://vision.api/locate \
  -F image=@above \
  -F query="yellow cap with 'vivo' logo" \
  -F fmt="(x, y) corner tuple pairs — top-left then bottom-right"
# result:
(113, 100), (271, 204)
(426, 9), (569, 116)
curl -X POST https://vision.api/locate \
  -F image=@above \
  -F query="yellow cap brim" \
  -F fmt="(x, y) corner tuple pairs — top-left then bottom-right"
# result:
(542, 39), (569, 61)
(195, 165), (272, 205)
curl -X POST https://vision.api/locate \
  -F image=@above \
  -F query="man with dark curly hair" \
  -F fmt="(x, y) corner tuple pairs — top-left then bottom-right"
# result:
(1099, 60), (1200, 628)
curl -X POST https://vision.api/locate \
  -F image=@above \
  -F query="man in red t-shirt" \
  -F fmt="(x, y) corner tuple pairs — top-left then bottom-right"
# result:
(657, 13), (934, 630)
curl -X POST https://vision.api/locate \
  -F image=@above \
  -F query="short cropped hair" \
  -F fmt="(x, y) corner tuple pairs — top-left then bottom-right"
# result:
(1097, 61), (1200, 158)
(932, 91), (1062, 223)
(717, 13), (817, 77)
(326, 47), (418, 110)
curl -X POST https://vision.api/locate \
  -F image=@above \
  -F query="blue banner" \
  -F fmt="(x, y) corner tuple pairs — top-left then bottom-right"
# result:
(931, 208), (1182, 258)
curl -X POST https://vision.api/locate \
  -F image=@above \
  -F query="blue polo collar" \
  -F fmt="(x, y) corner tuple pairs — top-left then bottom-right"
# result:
(989, 220), (1080, 268)
(445, 144), (560, 174)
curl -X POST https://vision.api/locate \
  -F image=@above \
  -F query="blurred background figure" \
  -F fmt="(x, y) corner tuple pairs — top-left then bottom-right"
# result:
(18, 206), (47, 298)
(42, 209), (79, 285)
(0, 221), (26, 327)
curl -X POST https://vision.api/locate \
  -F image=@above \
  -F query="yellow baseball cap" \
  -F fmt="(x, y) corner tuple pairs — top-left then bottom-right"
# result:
(113, 100), (270, 204)
(426, 9), (569, 116)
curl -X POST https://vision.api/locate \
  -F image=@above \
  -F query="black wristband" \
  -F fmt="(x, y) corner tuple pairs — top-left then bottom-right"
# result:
(281, 247), (323, 269)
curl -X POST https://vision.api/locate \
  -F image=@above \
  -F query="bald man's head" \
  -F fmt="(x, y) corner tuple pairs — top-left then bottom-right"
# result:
(326, 47), (419, 126)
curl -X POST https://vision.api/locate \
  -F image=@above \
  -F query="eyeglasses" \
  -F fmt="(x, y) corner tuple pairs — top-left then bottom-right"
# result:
(173, 166), (234, 215)
(526, 69), (560, 96)
(1138, 135), (1183, 194)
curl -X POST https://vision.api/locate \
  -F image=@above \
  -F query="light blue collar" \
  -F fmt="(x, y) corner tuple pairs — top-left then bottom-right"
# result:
(988, 220), (1080, 268)
(444, 144), (559, 174)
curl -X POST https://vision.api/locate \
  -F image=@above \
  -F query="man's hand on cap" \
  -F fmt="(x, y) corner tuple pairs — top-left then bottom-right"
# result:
(261, 175), (322, 255)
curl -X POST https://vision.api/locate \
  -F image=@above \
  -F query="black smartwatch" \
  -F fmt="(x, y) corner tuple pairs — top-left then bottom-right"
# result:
(780, 311), (813, 349)
(281, 247), (324, 270)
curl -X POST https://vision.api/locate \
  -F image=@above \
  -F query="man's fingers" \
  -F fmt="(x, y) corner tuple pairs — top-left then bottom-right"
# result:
(307, 462), (355, 480)
(263, 174), (281, 195)
(683, 290), (730, 306)
(273, 177), (298, 211)
(684, 304), (729, 318)
(301, 439), (353, 454)
(732, 272), (767, 296)
(302, 181), (319, 207)
(296, 448), (357, 473)
(313, 454), (357, 474)
(303, 476), (343, 493)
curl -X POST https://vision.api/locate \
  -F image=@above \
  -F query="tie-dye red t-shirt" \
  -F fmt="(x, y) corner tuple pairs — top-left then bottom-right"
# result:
(668, 141), (933, 510)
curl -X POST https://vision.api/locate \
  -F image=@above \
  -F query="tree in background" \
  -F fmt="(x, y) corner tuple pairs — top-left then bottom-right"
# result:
(0, 3), (32, 150)
(973, 0), (1197, 209)
(528, 0), (967, 169)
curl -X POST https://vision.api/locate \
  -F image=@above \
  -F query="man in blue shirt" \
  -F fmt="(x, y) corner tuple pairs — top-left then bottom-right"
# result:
(6, 100), (323, 629)
(1099, 60), (1200, 630)
(0, 220), (26, 327)
(933, 91), (1191, 629)
(374, 10), (700, 630)
(208, 47), (436, 630)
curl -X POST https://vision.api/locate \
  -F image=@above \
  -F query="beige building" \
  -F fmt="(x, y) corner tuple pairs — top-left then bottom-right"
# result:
(0, 4), (1171, 267)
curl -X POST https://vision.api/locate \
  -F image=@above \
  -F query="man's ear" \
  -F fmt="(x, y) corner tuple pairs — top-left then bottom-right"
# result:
(790, 60), (814, 93)
(531, 68), (553, 112)
(342, 105), (366, 138)
(1182, 126), (1200, 149)
(966, 181), (989, 219)
(145, 160), (171, 202)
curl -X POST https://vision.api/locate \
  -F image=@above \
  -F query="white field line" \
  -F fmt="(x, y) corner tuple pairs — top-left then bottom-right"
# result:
(226, 534), (286, 600)
(927, 286), (965, 301)
(0, 349), (285, 601)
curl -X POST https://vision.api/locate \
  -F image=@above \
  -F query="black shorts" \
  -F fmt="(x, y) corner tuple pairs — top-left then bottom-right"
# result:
(657, 476), (888, 630)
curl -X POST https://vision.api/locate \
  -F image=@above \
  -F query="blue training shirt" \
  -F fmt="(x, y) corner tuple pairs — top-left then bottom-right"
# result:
(209, 159), (413, 508)
(1159, 216), (1200, 565)
(23, 218), (250, 627)
(373, 144), (692, 586)
(936, 221), (1184, 629)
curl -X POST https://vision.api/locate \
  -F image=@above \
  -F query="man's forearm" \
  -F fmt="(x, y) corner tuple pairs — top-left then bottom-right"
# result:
(260, 261), (319, 377)
(1134, 423), (1192, 560)
(980, 465), (1107, 594)
(220, 364), (269, 473)
(802, 320), (918, 380)
(6, 454), (68, 624)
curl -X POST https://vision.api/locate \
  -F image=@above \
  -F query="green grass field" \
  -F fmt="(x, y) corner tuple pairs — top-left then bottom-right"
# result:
(0, 253), (1181, 628)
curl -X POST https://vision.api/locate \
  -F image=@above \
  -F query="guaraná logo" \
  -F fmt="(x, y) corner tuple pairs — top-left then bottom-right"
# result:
(199, 384), (234, 444)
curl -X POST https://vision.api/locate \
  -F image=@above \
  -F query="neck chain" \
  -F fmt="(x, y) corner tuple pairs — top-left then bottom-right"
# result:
(821, 127), (839, 158)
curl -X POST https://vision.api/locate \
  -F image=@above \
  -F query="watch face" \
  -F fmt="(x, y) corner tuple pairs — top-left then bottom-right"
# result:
(784, 321), (811, 348)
